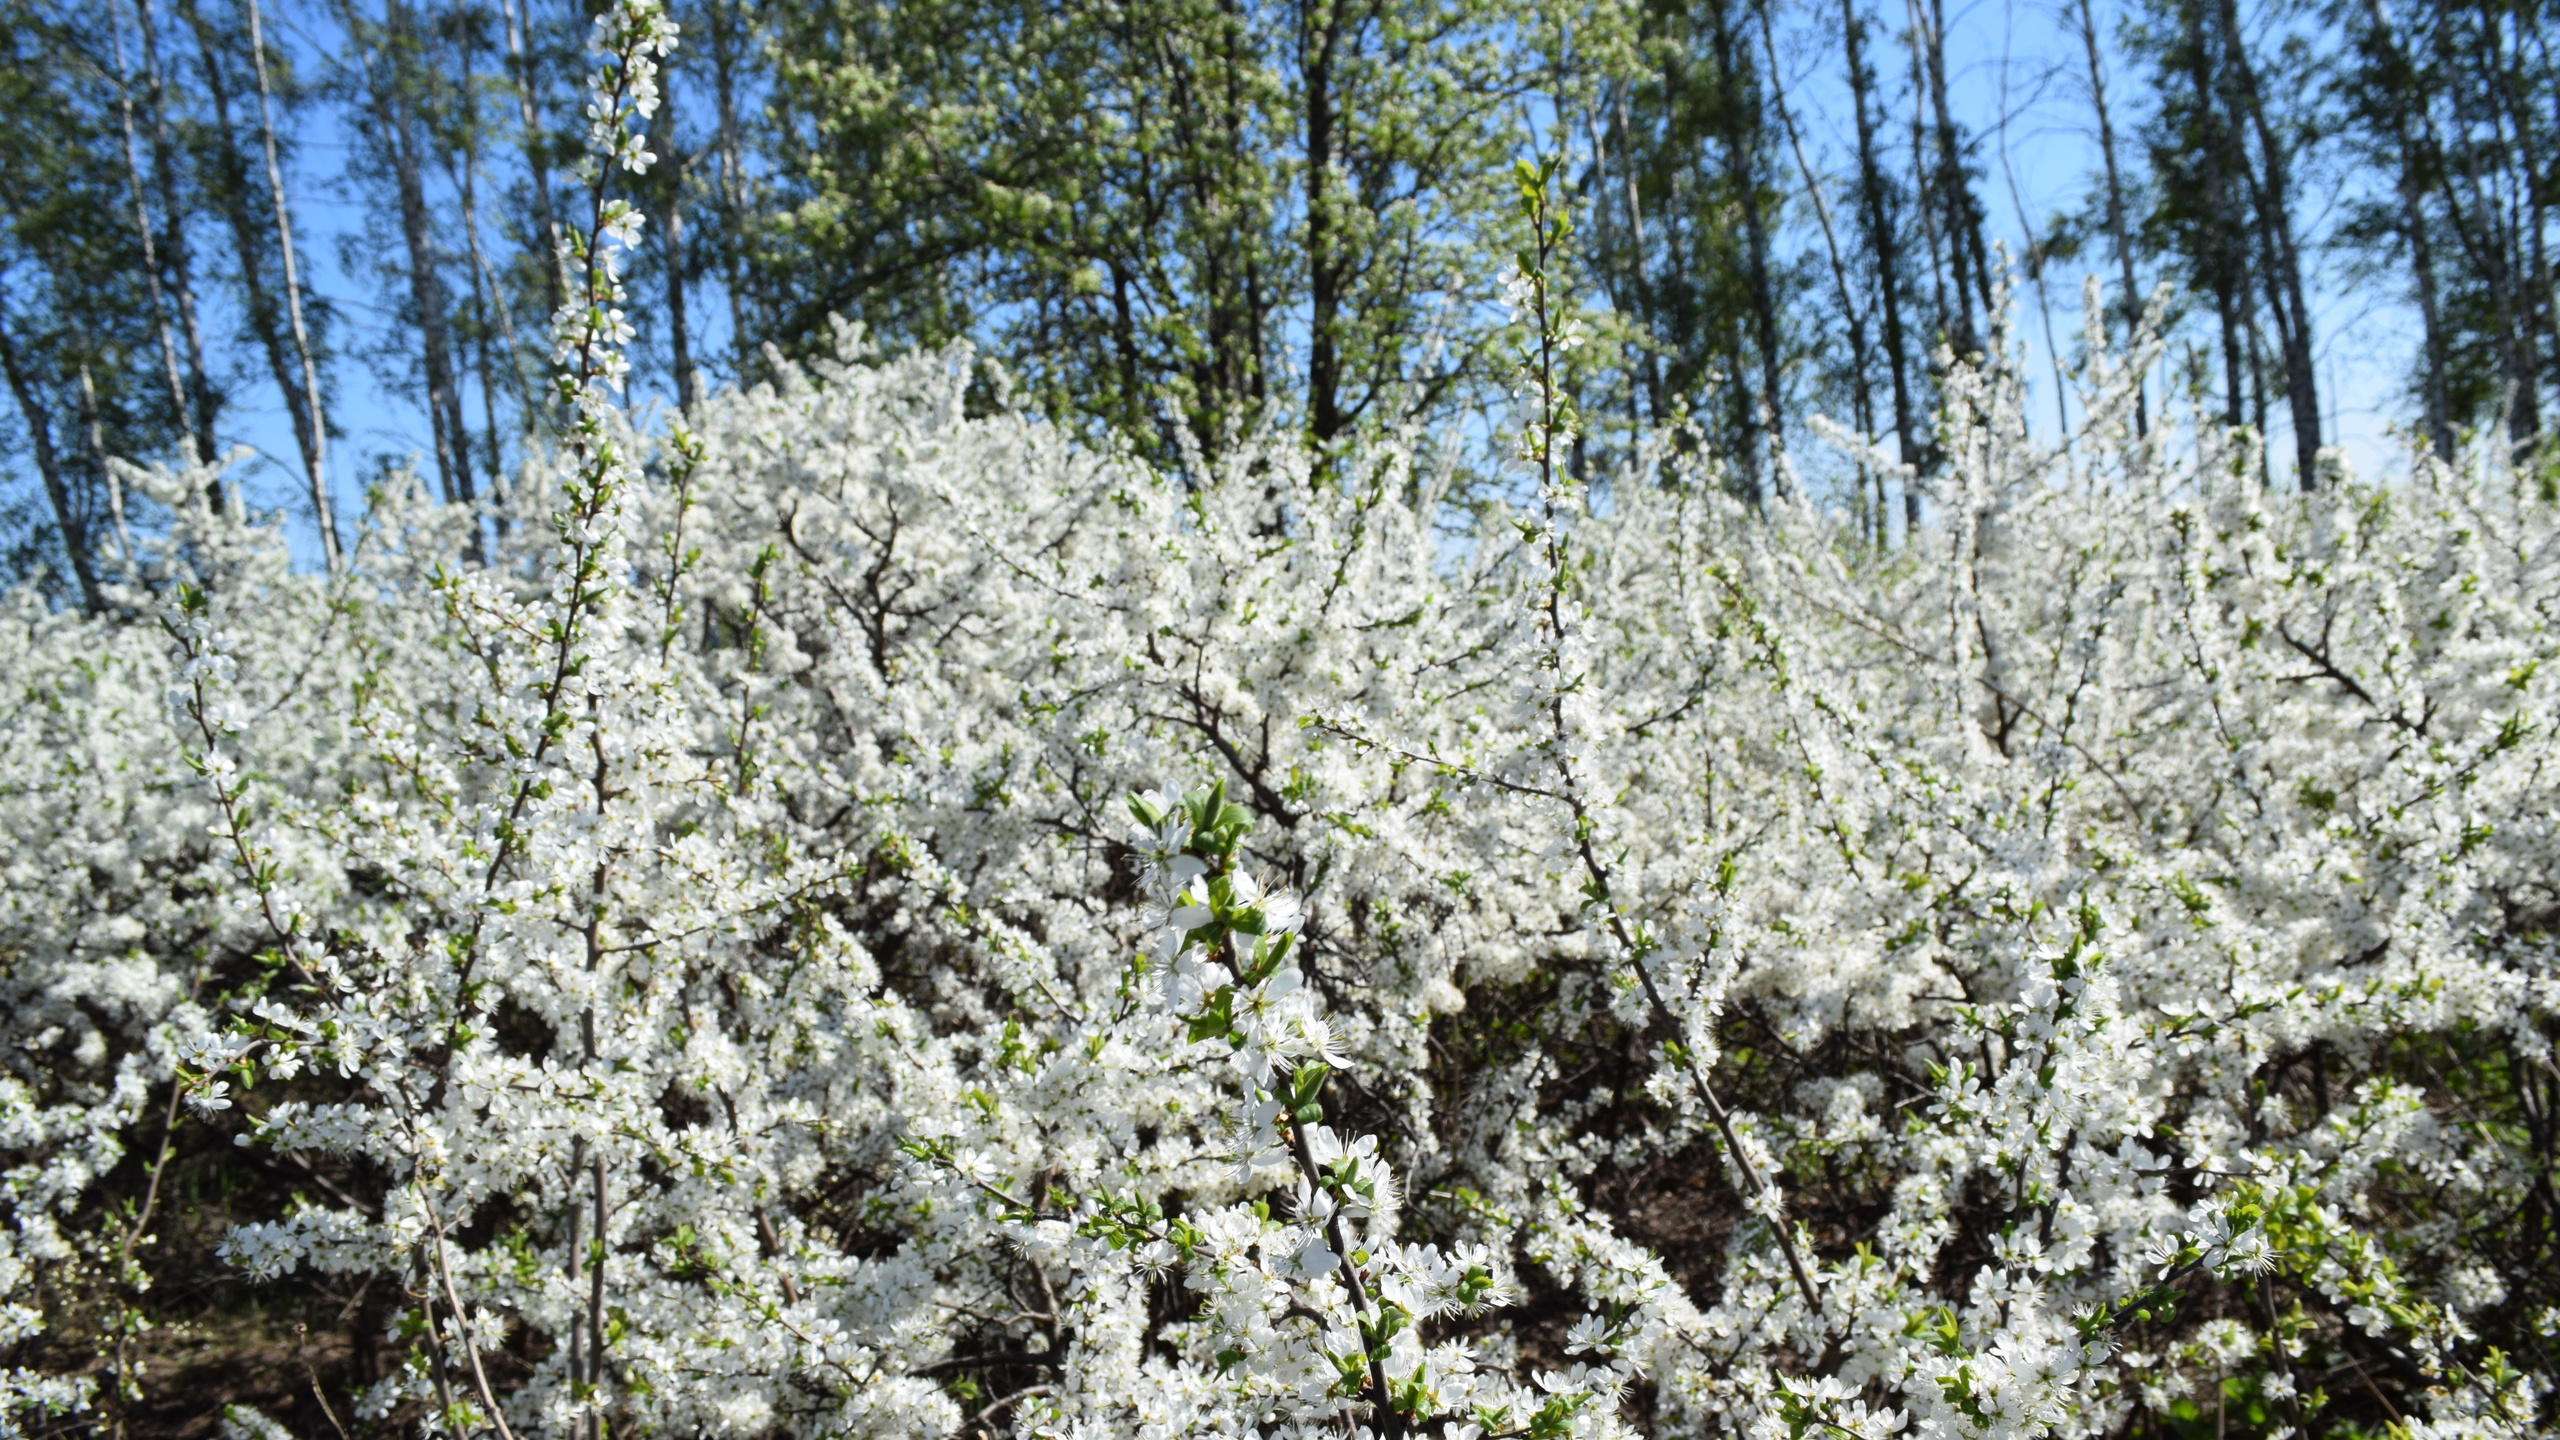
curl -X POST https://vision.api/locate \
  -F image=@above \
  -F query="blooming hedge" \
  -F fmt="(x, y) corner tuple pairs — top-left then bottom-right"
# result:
(1, 7), (2555, 1437)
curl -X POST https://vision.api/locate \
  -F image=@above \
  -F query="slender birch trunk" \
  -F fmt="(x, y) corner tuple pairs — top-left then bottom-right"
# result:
(2074, 0), (2147, 435)
(246, 0), (341, 567)
(1611, 86), (1666, 427)
(132, 0), (222, 460)
(106, 4), (200, 476)
(449, 23), (498, 561)
(179, 0), (310, 474)
(1761, 0), (1877, 517)
(76, 358), (137, 562)
(2000, 149), (2072, 450)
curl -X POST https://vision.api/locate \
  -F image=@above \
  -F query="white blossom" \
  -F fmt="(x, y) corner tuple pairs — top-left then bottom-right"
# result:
(0, 93), (2548, 1440)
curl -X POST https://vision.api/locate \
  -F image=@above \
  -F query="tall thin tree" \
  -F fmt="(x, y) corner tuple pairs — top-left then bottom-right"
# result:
(496, 0), (565, 319)
(247, 0), (340, 566)
(1844, 0), (1921, 530)
(180, 0), (325, 500)
(0, 269), (105, 612)
(344, 0), (473, 505)
(2210, 0), (2322, 486)
(105, 2), (202, 471)
(1762, 0), (1880, 529)
(131, 0), (222, 459)
(1711, 0), (1785, 501)
(2073, 0), (2147, 435)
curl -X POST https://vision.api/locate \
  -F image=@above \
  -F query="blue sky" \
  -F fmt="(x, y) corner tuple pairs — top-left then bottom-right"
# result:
(197, 0), (2428, 571)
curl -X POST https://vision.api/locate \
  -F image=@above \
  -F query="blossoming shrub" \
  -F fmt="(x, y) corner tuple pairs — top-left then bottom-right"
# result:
(2, 12), (2556, 1432)
(0, 319), (2550, 1438)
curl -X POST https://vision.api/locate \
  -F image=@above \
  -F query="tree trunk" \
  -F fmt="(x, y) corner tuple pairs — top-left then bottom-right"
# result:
(352, 0), (473, 505)
(1157, 2), (1272, 446)
(1911, 0), (1980, 355)
(1999, 149), (2073, 447)
(1712, 0), (1783, 502)
(246, 0), (340, 567)
(1611, 85), (1667, 428)
(1911, 54), (1954, 369)
(0, 282), (105, 613)
(707, 0), (752, 374)
(2181, 0), (2249, 431)
(132, 0), (221, 460)
(660, 54), (698, 416)
(2356, 0), (2455, 461)
(2523, 15), (2560, 408)
(2406, 173), (2457, 461)
(498, 0), (566, 321)
(77, 357), (136, 562)
(2074, 0), (2147, 435)
(452, 131), (530, 406)
(1583, 103), (1633, 434)
(2435, 41), (2532, 452)
(1763, 5), (1876, 531)
(462, 189), (506, 545)
(106, 4), (201, 476)
(1300, 0), (1345, 453)
(2211, 0), (2323, 488)
(665, 189), (696, 410)
(448, 20), (500, 562)
(1845, 0), (1920, 537)
(2477, 10), (2544, 447)
(182, 0), (339, 509)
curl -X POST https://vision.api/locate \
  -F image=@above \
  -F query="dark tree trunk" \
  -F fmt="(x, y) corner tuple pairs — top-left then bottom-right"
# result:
(660, 54), (697, 416)
(1913, 0), (1981, 356)
(1300, 0), (1346, 453)
(707, 0), (752, 375)
(1712, 0), (1783, 503)
(2075, 0), (2148, 435)
(499, 0), (566, 321)
(2482, 11), (2547, 447)
(0, 286), (105, 613)
(2356, 0), (2455, 461)
(353, 0), (473, 504)
(2182, 0), (2250, 431)
(2212, 0), (2323, 487)
(1846, 0), (1920, 532)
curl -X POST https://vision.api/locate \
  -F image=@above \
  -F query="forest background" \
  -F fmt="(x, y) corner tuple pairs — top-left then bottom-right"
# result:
(3, 0), (2554, 592)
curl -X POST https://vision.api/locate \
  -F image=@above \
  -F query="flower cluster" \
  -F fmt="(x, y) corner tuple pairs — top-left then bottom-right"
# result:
(1068, 781), (1547, 1438)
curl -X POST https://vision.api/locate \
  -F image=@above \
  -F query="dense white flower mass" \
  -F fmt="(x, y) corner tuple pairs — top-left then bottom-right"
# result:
(0, 7), (2554, 1437)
